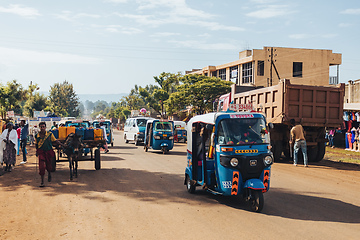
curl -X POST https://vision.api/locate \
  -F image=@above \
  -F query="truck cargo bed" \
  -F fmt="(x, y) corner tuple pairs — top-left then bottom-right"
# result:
(232, 79), (345, 127)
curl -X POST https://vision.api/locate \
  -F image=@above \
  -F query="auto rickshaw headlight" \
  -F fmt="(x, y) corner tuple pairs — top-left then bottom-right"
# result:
(154, 135), (160, 139)
(230, 158), (239, 167)
(264, 155), (273, 165)
(169, 136), (174, 140)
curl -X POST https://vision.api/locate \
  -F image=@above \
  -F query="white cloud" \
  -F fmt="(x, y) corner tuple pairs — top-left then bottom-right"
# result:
(0, 4), (41, 18)
(115, 13), (244, 32)
(289, 34), (310, 39)
(169, 40), (238, 50)
(246, 5), (291, 19)
(0, 47), (101, 65)
(105, 0), (128, 3)
(338, 23), (352, 28)
(113, 0), (243, 32)
(55, 11), (101, 22)
(91, 24), (143, 35)
(289, 33), (337, 39)
(340, 8), (360, 14)
(150, 32), (181, 37)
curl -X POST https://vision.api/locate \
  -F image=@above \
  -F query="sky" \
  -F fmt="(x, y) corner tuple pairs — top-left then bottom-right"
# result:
(0, 0), (359, 95)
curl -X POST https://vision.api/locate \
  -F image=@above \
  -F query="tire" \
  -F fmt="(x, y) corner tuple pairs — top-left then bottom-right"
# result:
(185, 175), (195, 193)
(94, 149), (101, 170)
(272, 141), (283, 162)
(135, 136), (139, 146)
(144, 146), (148, 152)
(124, 134), (129, 144)
(249, 190), (264, 213)
(51, 156), (56, 172)
(111, 142), (113, 147)
(314, 143), (326, 162)
(307, 146), (318, 162)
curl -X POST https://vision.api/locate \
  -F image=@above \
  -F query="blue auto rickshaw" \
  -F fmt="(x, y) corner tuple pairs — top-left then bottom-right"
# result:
(92, 120), (114, 147)
(184, 110), (273, 212)
(144, 119), (174, 154)
(174, 121), (187, 143)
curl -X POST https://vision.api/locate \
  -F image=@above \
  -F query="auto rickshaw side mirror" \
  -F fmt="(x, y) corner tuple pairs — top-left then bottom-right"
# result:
(268, 122), (274, 129)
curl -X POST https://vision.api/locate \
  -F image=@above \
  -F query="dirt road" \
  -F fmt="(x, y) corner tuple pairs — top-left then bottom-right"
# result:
(1, 131), (360, 239)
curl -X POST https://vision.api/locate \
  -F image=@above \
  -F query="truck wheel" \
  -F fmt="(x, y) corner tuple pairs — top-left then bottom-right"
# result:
(185, 175), (196, 193)
(272, 141), (283, 162)
(249, 190), (264, 213)
(94, 149), (101, 170)
(307, 146), (318, 162)
(314, 143), (326, 162)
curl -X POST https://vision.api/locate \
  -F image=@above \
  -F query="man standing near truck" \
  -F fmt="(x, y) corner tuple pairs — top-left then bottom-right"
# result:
(289, 119), (308, 167)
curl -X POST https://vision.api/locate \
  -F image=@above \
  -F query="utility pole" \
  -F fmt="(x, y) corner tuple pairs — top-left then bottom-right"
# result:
(268, 47), (281, 86)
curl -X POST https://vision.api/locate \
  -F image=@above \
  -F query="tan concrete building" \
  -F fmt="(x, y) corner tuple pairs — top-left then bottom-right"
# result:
(344, 79), (360, 111)
(186, 46), (341, 87)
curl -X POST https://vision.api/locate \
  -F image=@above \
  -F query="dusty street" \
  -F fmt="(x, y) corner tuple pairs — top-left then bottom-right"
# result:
(1, 130), (360, 240)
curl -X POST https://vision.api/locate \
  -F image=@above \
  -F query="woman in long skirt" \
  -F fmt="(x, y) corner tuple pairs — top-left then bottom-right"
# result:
(0, 123), (18, 172)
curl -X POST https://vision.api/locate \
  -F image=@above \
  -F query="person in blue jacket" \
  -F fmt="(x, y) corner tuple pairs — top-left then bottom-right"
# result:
(19, 120), (29, 164)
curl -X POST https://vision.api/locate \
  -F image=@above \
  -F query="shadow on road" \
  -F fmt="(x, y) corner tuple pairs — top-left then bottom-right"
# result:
(2, 162), (360, 224)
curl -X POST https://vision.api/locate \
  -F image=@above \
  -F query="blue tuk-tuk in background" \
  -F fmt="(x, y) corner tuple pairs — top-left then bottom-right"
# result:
(144, 119), (174, 154)
(92, 120), (114, 147)
(174, 121), (187, 143)
(184, 108), (273, 212)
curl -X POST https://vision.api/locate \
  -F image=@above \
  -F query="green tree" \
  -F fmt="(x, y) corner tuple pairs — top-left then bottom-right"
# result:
(48, 81), (80, 117)
(167, 75), (232, 115)
(0, 80), (27, 120)
(139, 72), (181, 117)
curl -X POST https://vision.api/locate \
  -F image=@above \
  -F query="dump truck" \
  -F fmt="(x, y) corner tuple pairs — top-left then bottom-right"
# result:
(220, 79), (345, 162)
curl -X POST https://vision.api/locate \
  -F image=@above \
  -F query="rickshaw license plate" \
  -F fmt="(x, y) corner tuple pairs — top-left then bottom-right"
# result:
(163, 134), (167, 137)
(250, 160), (257, 166)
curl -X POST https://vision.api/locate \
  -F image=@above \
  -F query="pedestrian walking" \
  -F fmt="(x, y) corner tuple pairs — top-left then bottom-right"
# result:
(289, 119), (308, 167)
(19, 120), (29, 164)
(100, 122), (109, 153)
(35, 122), (63, 187)
(328, 128), (335, 148)
(0, 123), (18, 172)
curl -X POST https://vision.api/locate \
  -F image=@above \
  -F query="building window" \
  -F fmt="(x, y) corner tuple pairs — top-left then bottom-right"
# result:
(293, 62), (303, 77)
(230, 66), (238, 84)
(204, 72), (208, 76)
(257, 61), (264, 76)
(242, 62), (253, 84)
(218, 69), (226, 80)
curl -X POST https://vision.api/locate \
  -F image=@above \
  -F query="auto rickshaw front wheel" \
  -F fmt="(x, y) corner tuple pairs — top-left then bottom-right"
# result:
(185, 175), (196, 193)
(249, 190), (264, 213)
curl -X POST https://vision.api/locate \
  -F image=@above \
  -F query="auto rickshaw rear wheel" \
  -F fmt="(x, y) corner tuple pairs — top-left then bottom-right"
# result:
(249, 190), (264, 213)
(185, 175), (196, 193)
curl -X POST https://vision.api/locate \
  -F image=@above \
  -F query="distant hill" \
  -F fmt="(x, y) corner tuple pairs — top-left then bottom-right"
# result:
(78, 93), (128, 103)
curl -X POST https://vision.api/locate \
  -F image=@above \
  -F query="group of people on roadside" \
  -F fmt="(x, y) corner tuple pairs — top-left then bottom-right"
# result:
(0, 120), (29, 172)
(1, 120), (63, 187)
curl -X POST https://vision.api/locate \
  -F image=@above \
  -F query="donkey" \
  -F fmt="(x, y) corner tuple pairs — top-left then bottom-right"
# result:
(63, 133), (83, 180)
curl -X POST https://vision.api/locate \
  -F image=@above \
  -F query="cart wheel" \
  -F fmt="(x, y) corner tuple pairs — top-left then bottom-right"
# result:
(51, 156), (56, 172)
(185, 175), (195, 193)
(249, 190), (264, 213)
(94, 149), (101, 170)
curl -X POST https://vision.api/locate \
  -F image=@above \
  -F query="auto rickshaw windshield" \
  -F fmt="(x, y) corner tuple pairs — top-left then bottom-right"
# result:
(154, 122), (173, 132)
(217, 118), (269, 145)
